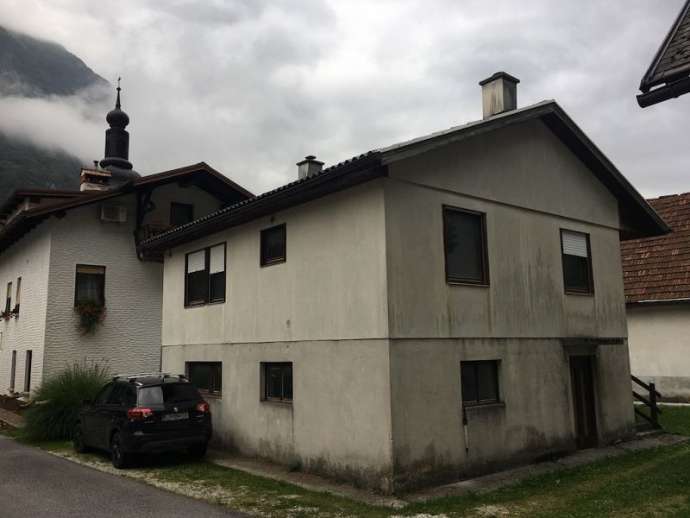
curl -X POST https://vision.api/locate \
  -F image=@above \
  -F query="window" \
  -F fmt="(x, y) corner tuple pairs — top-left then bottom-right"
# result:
(75, 265), (106, 306)
(186, 362), (222, 396)
(260, 224), (286, 267)
(184, 244), (226, 306)
(561, 230), (593, 294)
(443, 206), (489, 285)
(461, 360), (500, 406)
(14, 277), (21, 315)
(107, 382), (136, 406)
(94, 383), (114, 405)
(262, 362), (292, 402)
(9, 350), (16, 392)
(23, 350), (32, 392)
(170, 202), (194, 227)
(5, 282), (11, 314)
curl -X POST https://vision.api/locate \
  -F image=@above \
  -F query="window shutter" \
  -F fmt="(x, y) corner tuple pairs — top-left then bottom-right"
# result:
(561, 231), (588, 258)
(187, 250), (206, 273)
(209, 245), (225, 274)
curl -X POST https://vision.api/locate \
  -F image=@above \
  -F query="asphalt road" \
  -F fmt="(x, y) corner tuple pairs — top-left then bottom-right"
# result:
(0, 436), (244, 517)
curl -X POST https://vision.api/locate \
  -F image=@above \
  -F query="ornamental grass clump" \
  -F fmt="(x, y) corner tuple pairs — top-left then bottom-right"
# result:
(22, 362), (110, 441)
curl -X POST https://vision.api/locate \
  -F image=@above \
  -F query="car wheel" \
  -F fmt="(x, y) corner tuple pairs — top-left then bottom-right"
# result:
(188, 442), (208, 459)
(72, 423), (89, 453)
(110, 432), (130, 469)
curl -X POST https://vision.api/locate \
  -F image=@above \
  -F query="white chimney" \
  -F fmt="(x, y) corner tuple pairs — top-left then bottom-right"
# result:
(80, 165), (112, 192)
(297, 155), (324, 179)
(479, 71), (520, 119)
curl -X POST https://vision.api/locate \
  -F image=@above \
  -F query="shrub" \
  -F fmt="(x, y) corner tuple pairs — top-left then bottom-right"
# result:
(22, 362), (110, 441)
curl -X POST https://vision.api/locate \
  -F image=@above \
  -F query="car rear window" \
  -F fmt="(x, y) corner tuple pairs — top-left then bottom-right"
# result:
(137, 383), (201, 406)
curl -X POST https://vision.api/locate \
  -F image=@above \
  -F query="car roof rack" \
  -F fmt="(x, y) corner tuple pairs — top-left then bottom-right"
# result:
(112, 372), (188, 383)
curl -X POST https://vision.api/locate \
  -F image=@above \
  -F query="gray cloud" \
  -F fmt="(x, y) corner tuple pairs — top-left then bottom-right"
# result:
(0, 0), (687, 197)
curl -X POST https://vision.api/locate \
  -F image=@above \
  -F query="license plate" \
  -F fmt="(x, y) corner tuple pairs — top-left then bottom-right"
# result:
(162, 412), (189, 422)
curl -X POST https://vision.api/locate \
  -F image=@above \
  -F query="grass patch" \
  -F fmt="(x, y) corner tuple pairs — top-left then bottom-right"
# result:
(5, 420), (690, 517)
(659, 405), (690, 436)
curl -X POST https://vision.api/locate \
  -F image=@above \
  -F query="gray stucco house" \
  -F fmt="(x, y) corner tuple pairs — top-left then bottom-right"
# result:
(140, 72), (667, 493)
(0, 89), (252, 395)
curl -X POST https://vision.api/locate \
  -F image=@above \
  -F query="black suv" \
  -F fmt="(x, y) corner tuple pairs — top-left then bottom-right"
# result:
(74, 373), (212, 468)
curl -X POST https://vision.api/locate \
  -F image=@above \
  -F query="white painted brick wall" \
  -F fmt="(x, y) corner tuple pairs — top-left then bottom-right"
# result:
(43, 195), (163, 380)
(0, 227), (52, 394)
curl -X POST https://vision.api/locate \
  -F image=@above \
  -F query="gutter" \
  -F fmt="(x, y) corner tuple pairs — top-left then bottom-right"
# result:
(637, 75), (690, 107)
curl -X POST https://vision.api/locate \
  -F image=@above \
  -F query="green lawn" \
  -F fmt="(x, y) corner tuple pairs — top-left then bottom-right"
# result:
(3, 406), (690, 517)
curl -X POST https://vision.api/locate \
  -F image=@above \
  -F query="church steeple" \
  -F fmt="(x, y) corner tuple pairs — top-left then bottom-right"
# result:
(100, 78), (133, 171)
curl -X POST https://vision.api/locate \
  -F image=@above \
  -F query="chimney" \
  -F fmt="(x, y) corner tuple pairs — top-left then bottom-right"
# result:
(80, 165), (112, 192)
(479, 71), (520, 119)
(297, 155), (324, 179)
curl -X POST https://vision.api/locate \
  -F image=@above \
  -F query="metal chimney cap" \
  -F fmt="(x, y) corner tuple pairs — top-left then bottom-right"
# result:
(479, 71), (520, 86)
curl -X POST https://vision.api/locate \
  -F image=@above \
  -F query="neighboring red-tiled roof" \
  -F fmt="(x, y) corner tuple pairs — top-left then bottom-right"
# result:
(622, 192), (690, 303)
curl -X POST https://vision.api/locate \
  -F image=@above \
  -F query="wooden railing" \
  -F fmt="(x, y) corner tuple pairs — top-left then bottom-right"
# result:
(632, 375), (662, 429)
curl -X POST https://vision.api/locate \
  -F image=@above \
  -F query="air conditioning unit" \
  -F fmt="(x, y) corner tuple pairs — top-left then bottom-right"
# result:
(101, 205), (127, 223)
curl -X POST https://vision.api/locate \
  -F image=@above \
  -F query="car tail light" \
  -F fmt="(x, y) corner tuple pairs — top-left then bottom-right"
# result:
(127, 407), (154, 421)
(196, 401), (210, 414)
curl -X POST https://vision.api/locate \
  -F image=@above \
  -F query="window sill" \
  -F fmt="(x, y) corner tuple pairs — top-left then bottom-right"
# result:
(464, 401), (505, 411)
(261, 398), (293, 407)
(184, 300), (225, 309)
(564, 290), (594, 297)
(447, 280), (490, 288)
(260, 259), (286, 268)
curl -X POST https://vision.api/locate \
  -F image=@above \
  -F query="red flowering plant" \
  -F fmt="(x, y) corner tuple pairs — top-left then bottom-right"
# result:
(74, 301), (106, 334)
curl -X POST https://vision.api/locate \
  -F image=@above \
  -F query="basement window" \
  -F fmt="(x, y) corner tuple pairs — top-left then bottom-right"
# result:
(75, 265), (106, 307)
(561, 230), (593, 294)
(185, 243), (226, 306)
(461, 360), (500, 406)
(186, 362), (222, 396)
(262, 362), (293, 403)
(260, 224), (286, 267)
(443, 206), (489, 285)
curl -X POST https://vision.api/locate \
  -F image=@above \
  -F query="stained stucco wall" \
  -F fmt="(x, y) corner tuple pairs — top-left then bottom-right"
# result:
(384, 118), (634, 487)
(0, 227), (52, 394)
(162, 180), (389, 346)
(42, 196), (163, 379)
(627, 304), (690, 399)
(161, 180), (392, 488)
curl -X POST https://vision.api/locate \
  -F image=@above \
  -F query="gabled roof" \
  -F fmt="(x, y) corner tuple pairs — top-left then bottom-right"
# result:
(0, 162), (253, 254)
(638, 0), (690, 107)
(0, 189), (84, 221)
(622, 193), (690, 304)
(139, 100), (668, 254)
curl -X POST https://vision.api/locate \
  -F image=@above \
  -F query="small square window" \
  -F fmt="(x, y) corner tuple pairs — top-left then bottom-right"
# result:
(561, 230), (593, 294)
(75, 265), (105, 307)
(262, 362), (292, 402)
(443, 207), (489, 285)
(186, 362), (222, 396)
(461, 360), (499, 406)
(260, 224), (286, 267)
(170, 203), (194, 227)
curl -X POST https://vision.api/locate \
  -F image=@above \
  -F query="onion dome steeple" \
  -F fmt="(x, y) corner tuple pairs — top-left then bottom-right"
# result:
(100, 78), (135, 172)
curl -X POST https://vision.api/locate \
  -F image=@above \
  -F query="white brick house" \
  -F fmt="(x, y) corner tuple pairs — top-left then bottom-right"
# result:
(0, 92), (252, 395)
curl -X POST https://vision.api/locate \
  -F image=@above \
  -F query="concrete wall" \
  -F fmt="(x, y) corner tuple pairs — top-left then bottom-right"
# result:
(628, 304), (690, 400)
(161, 181), (393, 487)
(0, 227), (52, 394)
(162, 180), (389, 346)
(384, 118), (634, 488)
(162, 339), (394, 491)
(42, 195), (163, 379)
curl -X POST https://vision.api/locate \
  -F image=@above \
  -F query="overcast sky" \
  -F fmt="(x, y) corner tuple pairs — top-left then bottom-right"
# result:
(1, 0), (688, 197)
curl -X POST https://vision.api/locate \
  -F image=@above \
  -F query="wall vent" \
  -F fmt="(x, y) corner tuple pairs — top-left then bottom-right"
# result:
(101, 205), (127, 223)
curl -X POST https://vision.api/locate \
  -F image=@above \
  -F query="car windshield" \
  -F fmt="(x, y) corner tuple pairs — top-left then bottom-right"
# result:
(137, 383), (201, 406)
